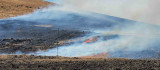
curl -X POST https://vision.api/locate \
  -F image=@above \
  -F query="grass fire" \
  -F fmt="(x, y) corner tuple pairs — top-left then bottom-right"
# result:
(0, 0), (160, 70)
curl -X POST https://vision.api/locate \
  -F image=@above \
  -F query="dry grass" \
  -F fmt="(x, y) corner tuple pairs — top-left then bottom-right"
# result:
(0, 55), (8, 59)
(0, 55), (159, 70)
(0, 55), (128, 61)
(0, 0), (53, 19)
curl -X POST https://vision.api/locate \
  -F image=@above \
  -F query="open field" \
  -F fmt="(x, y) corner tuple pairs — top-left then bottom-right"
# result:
(0, 0), (53, 19)
(0, 55), (159, 70)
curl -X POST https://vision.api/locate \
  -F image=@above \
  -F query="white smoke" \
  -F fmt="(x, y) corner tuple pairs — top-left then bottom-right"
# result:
(33, 22), (160, 58)
(60, 0), (160, 25)
(7, 0), (160, 58)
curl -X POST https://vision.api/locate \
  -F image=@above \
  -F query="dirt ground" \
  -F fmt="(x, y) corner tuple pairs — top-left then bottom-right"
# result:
(0, 0), (53, 19)
(0, 55), (159, 70)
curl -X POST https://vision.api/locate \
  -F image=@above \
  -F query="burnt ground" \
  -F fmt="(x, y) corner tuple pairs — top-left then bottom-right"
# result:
(0, 20), (86, 53)
(0, 55), (159, 70)
(0, 30), (85, 54)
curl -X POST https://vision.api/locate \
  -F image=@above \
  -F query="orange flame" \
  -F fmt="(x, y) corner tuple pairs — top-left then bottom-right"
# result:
(83, 37), (98, 43)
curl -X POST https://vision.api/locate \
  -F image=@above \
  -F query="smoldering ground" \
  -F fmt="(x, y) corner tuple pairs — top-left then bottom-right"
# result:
(0, 0), (160, 59)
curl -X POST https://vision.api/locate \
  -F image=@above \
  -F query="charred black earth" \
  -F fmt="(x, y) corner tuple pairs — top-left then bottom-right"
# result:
(0, 20), (86, 53)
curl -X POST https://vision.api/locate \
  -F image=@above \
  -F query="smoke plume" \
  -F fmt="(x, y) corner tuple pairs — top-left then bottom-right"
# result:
(60, 0), (160, 25)
(5, 0), (160, 58)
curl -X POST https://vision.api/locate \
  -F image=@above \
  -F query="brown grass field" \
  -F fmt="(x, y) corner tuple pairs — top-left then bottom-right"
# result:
(0, 55), (159, 70)
(0, 0), (53, 19)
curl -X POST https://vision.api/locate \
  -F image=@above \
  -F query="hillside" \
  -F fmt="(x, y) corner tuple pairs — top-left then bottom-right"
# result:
(0, 0), (53, 19)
